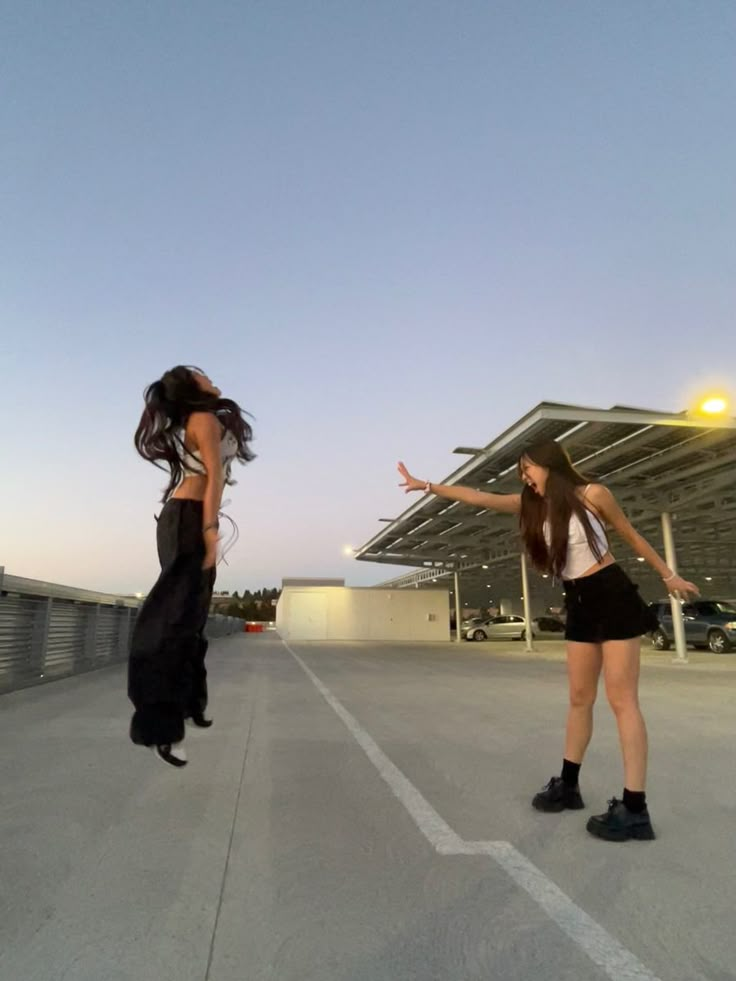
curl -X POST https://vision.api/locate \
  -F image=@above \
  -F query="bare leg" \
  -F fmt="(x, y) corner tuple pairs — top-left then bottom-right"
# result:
(602, 638), (647, 790)
(532, 641), (603, 811)
(564, 641), (603, 764)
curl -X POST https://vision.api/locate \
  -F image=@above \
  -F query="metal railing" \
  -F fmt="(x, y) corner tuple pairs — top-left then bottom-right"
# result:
(0, 567), (244, 695)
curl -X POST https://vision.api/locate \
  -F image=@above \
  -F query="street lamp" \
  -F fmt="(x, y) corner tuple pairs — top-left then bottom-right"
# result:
(692, 393), (730, 418)
(700, 396), (728, 415)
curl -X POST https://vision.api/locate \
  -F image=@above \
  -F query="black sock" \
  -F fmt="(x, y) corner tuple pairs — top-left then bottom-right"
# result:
(560, 759), (581, 789)
(623, 788), (647, 814)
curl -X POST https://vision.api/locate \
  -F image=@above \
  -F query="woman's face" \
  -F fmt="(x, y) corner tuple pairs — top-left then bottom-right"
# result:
(193, 371), (221, 398)
(519, 455), (549, 497)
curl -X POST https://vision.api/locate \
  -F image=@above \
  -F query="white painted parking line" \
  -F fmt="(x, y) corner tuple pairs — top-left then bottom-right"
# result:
(284, 640), (663, 981)
(286, 641), (464, 853)
(456, 841), (661, 981)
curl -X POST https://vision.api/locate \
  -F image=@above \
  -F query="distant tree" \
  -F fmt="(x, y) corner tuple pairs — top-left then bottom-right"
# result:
(216, 587), (281, 621)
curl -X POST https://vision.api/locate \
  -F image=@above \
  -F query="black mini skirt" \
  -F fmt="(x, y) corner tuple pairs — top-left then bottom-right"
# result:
(563, 564), (659, 644)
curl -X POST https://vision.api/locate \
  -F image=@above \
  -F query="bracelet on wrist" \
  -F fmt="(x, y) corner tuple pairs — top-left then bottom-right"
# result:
(424, 481), (431, 493)
(662, 572), (677, 583)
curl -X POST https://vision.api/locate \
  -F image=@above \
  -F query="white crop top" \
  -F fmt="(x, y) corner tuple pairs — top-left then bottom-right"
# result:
(177, 427), (239, 482)
(543, 489), (610, 580)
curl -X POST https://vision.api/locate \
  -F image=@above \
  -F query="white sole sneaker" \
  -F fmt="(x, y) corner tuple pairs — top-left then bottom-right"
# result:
(152, 742), (188, 767)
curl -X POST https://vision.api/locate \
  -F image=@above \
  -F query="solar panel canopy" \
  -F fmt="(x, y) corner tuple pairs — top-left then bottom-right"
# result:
(355, 402), (736, 605)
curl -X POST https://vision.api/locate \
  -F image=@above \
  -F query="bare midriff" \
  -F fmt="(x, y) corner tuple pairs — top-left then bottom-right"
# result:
(571, 551), (616, 581)
(171, 475), (209, 502)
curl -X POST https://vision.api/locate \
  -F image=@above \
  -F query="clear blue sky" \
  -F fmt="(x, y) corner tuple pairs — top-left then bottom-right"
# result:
(2, 1), (734, 594)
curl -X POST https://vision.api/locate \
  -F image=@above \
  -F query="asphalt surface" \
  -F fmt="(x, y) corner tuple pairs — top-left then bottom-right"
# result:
(1, 632), (734, 981)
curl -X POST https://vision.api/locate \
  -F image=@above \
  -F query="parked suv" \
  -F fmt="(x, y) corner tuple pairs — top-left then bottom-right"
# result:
(648, 600), (736, 653)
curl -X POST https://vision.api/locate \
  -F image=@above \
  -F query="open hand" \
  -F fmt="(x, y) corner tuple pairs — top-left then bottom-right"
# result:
(398, 461), (427, 494)
(667, 575), (699, 600)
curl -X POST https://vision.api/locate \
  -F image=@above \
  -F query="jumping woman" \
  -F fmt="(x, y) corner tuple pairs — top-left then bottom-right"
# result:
(398, 441), (698, 841)
(128, 366), (254, 767)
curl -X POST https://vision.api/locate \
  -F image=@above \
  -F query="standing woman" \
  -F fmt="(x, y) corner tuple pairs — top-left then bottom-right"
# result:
(398, 441), (697, 841)
(129, 366), (255, 768)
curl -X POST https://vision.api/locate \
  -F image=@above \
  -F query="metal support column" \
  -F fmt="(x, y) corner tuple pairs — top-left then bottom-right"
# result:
(520, 552), (534, 652)
(661, 511), (688, 664)
(454, 571), (462, 643)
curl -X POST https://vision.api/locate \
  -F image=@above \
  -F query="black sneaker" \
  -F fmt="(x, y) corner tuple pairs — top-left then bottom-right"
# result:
(186, 714), (213, 729)
(532, 776), (584, 812)
(586, 798), (656, 842)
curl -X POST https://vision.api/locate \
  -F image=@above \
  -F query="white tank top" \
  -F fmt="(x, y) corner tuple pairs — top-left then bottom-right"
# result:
(177, 427), (239, 482)
(543, 488), (610, 580)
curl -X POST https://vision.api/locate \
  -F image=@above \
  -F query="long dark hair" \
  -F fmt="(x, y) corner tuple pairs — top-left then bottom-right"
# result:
(134, 365), (255, 502)
(518, 441), (607, 576)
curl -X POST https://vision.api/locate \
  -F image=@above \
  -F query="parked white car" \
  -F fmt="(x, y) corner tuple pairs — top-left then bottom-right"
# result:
(462, 615), (566, 642)
(462, 615), (530, 641)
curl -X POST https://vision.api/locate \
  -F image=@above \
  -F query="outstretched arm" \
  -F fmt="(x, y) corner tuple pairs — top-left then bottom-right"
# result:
(587, 484), (699, 598)
(398, 462), (521, 515)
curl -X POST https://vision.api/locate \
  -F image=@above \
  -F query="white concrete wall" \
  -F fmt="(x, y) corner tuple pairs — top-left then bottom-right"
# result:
(275, 587), (451, 642)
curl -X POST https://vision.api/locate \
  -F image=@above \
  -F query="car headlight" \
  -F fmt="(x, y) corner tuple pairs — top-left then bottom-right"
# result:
(725, 621), (736, 630)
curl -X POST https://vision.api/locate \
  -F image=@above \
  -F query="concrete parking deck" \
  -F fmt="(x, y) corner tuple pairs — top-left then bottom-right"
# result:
(1, 633), (734, 981)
